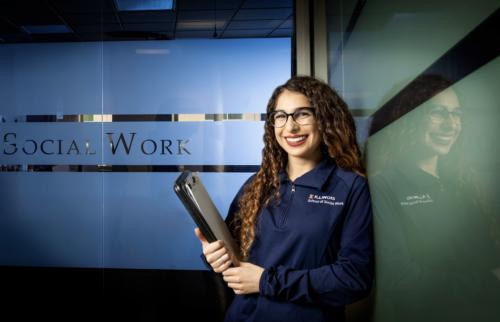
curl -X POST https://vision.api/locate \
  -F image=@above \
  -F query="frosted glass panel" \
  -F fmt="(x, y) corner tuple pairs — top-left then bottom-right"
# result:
(367, 59), (500, 321)
(327, 1), (500, 320)
(0, 38), (290, 269)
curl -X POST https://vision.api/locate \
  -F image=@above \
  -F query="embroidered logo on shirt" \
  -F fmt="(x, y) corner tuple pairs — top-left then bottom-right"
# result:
(400, 193), (434, 206)
(307, 194), (344, 206)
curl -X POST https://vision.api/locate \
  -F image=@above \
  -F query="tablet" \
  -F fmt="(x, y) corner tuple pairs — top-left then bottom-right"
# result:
(174, 171), (240, 266)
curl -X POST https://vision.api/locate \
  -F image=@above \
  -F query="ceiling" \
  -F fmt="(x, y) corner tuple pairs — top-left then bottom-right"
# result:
(0, 0), (294, 43)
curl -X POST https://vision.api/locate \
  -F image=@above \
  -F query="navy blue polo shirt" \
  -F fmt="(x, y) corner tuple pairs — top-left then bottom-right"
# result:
(224, 157), (374, 322)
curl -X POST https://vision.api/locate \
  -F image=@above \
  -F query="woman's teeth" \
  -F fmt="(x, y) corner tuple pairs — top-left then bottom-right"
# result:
(286, 136), (306, 143)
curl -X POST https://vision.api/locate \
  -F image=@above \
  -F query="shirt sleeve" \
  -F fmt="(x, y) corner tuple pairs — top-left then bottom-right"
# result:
(259, 176), (374, 307)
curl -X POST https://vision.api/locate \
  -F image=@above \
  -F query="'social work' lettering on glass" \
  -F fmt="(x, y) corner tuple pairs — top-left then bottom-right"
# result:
(2, 132), (191, 156)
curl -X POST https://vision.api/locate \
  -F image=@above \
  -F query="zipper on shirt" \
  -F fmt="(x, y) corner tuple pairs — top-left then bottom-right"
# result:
(279, 182), (295, 228)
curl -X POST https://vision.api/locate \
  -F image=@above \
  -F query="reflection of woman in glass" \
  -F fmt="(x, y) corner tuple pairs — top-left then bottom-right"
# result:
(196, 76), (374, 322)
(368, 74), (464, 177)
(368, 74), (500, 322)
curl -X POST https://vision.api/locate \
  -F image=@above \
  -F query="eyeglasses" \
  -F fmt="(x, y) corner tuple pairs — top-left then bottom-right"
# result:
(268, 107), (315, 128)
(428, 107), (463, 124)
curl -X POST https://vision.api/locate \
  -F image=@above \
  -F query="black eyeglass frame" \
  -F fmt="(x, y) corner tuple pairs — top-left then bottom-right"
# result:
(267, 107), (316, 128)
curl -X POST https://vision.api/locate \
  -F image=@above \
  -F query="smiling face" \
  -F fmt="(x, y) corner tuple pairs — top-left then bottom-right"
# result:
(421, 88), (462, 156)
(273, 89), (323, 163)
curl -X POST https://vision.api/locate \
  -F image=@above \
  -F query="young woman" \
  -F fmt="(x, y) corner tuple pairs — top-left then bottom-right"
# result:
(195, 76), (374, 322)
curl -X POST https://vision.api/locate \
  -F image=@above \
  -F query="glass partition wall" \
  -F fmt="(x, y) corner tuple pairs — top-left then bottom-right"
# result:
(326, 1), (500, 321)
(0, 1), (293, 321)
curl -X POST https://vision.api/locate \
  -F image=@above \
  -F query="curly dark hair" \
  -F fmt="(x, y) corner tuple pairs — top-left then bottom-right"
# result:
(233, 76), (364, 260)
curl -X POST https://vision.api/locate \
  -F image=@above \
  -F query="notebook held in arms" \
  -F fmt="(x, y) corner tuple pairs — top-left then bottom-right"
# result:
(174, 170), (240, 266)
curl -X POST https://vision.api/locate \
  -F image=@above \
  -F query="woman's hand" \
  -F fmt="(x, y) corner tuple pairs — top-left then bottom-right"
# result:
(222, 262), (265, 295)
(194, 227), (233, 273)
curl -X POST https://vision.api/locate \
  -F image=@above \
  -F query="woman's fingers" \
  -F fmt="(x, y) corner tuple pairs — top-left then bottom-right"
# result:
(204, 242), (227, 263)
(194, 228), (232, 272)
(194, 228), (207, 243)
(203, 240), (224, 255)
(222, 273), (240, 283)
(221, 263), (264, 294)
(227, 282), (242, 291)
(213, 257), (232, 273)
(204, 242), (233, 272)
(212, 252), (229, 267)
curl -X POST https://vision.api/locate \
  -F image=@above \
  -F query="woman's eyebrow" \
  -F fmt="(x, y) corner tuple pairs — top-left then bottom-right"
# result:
(274, 106), (312, 111)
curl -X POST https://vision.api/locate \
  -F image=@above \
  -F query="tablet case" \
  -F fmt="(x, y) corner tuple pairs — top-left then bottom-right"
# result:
(174, 171), (240, 266)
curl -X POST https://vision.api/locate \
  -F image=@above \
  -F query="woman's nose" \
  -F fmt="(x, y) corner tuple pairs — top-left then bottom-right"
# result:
(285, 117), (300, 132)
(441, 113), (461, 130)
